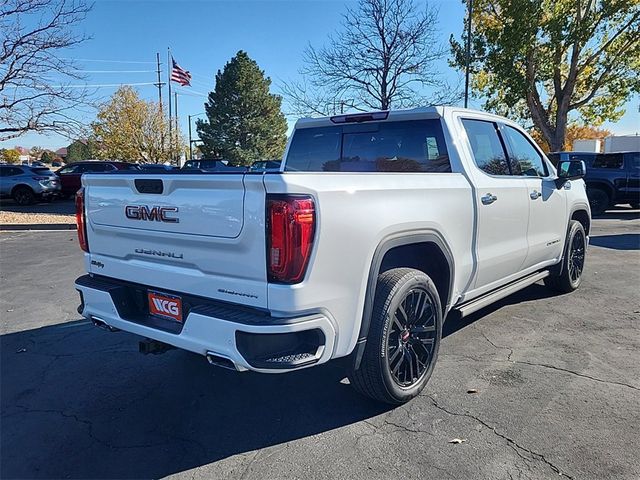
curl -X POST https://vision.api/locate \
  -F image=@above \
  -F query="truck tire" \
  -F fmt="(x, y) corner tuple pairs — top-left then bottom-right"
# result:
(587, 188), (609, 216)
(349, 268), (442, 404)
(544, 220), (587, 293)
(12, 185), (36, 206)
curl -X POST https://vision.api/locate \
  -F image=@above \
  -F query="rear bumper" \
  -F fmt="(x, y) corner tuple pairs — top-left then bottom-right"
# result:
(75, 275), (336, 373)
(33, 183), (61, 196)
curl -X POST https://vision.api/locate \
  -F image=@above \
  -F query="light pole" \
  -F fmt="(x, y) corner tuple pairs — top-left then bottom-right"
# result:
(464, 0), (474, 108)
(188, 112), (206, 160)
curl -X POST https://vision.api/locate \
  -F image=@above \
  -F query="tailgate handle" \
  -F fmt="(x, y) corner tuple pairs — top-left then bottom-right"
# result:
(135, 179), (163, 194)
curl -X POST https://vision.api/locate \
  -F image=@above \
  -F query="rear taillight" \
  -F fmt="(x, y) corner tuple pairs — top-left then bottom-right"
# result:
(75, 187), (89, 252)
(267, 195), (315, 284)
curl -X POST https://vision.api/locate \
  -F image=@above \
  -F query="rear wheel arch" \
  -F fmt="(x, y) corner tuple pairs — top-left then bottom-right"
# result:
(585, 181), (614, 198)
(11, 183), (34, 196)
(352, 232), (454, 369)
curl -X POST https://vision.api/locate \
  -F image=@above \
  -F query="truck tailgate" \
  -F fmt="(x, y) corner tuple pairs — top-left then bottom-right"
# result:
(82, 173), (268, 308)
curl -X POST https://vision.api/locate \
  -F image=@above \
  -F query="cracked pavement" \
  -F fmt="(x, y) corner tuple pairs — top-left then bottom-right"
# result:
(1, 209), (639, 479)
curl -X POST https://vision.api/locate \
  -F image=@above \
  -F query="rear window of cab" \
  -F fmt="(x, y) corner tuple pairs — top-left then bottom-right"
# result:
(285, 119), (450, 173)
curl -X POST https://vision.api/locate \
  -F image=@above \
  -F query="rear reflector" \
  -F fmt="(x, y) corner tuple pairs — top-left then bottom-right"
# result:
(267, 195), (315, 284)
(75, 187), (89, 252)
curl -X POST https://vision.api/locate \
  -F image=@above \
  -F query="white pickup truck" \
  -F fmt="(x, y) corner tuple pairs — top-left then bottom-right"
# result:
(75, 107), (590, 404)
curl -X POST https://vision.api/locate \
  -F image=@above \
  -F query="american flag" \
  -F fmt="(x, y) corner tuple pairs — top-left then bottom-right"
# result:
(171, 57), (191, 86)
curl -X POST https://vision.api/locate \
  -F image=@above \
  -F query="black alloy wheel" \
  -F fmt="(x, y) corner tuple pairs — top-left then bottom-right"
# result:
(349, 268), (443, 404)
(387, 287), (437, 387)
(568, 228), (586, 284)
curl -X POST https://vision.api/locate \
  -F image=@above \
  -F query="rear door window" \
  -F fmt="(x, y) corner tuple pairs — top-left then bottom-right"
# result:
(285, 120), (450, 172)
(625, 153), (640, 169)
(593, 154), (623, 169)
(1, 166), (24, 177)
(461, 119), (510, 175)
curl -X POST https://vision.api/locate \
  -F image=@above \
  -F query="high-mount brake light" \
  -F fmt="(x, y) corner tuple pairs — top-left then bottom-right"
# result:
(75, 187), (89, 252)
(330, 111), (389, 124)
(267, 195), (316, 284)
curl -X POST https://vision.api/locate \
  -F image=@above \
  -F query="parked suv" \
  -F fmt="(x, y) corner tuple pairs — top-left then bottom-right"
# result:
(56, 161), (140, 198)
(75, 107), (590, 404)
(548, 151), (640, 214)
(0, 164), (61, 205)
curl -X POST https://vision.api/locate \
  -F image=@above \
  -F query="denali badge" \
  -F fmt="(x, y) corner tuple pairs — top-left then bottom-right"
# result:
(135, 248), (184, 259)
(125, 205), (179, 223)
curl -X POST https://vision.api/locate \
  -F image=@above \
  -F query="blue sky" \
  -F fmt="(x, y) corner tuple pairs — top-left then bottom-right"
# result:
(3, 0), (638, 151)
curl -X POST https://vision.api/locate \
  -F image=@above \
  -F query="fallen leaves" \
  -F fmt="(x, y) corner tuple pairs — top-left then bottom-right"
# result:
(448, 438), (467, 444)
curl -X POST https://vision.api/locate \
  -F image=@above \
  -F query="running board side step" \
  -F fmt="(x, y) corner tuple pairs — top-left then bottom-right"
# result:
(455, 271), (549, 318)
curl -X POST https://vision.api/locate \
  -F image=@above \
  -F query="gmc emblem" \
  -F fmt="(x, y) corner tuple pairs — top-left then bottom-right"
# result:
(125, 205), (179, 223)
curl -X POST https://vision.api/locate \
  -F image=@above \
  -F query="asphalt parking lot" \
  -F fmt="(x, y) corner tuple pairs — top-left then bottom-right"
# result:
(1, 210), (639, 480)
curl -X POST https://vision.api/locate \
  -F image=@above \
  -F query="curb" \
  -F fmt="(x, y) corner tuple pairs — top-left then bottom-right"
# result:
(0, 223), (77, 231)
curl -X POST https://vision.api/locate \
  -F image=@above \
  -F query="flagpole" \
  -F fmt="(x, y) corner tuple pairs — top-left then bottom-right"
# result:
(167, 47), (172, 151)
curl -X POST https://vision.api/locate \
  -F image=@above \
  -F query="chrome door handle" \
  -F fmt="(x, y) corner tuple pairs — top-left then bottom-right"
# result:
(481, 193), (498, 205)
(530, 190), (541, 200)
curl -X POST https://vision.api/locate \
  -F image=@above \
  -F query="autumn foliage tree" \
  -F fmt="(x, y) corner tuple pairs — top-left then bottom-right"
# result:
(0, 148), (20, 164)
(91, 86), (183, 163)
(451, 0), (640, 151)
(530, 124), (612, 152)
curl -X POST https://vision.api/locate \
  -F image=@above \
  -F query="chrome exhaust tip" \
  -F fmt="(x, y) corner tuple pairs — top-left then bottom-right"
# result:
(90, 316), (119, 332)
(205, 352), (239, 371)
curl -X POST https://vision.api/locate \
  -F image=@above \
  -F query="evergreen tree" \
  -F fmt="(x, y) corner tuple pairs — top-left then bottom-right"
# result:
(197, 51), (287, 165)
(66, 139), (97, 162)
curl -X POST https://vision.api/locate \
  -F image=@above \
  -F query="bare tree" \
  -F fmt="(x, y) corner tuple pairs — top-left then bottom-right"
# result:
(282, 0), (458, 116)
(0, 0), (92, 141)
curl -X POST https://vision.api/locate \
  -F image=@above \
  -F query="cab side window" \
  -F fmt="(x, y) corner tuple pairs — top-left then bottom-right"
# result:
(58, 165), (79, 175)
(461, 119), (510, 175)
(502, 126), (548, 177)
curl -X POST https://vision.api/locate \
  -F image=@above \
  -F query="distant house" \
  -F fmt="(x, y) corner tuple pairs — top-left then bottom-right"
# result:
(14, 146), (32, 164)
(55, 148), (68, 160)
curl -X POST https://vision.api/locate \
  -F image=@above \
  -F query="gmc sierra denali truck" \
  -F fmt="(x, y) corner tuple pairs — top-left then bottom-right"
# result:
(74, 107), (590, 404)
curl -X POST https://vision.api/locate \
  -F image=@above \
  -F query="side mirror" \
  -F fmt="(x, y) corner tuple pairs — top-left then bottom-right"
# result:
(556, 159), (586, 188)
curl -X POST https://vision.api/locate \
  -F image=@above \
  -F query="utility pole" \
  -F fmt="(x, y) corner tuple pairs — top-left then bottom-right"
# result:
(154, 53), (165, 154)
(464, 0), (474, 108)
(188, 114), (193, 160)
(154, 53), (163, 108)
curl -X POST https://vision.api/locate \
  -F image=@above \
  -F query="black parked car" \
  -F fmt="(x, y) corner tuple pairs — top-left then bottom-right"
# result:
(548, 151), (640, 215)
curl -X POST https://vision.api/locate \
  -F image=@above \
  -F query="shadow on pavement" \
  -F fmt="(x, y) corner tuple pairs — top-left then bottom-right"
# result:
(594, 206), (640, 221)
(589, 233), (640, 251)
(1, 281), (565, 479)
(443, 283), (561, 338)
(0, 319), (390, 479)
